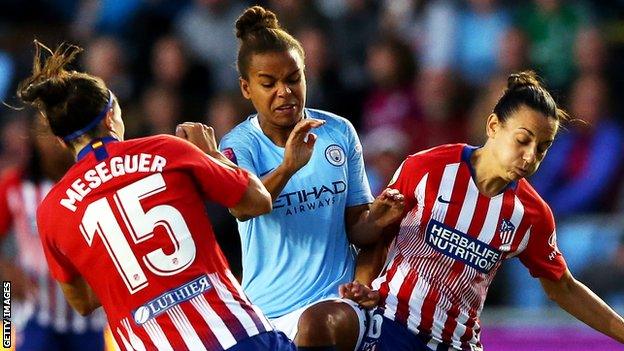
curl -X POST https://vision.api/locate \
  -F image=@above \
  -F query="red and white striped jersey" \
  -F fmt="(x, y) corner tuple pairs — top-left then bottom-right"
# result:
(37, 135), (273, 350)
(372, 144), (567, 351)
(0, 169), (106, 332)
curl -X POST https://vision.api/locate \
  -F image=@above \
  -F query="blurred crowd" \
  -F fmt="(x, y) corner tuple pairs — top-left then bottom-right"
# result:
(1, 0), (624, 308)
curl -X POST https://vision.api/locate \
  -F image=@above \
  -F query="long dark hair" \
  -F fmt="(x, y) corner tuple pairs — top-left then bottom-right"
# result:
(17, 41), (111, 143)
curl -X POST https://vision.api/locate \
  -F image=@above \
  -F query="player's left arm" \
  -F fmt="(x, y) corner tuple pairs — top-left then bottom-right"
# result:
(522, 202), (624, 343)
(59, 276), (102, 316)
(540, 269), (624, 343)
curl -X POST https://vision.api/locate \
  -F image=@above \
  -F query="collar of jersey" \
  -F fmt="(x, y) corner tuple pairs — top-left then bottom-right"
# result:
(76, 136), (119, 161)
(461, 145), (518, 194)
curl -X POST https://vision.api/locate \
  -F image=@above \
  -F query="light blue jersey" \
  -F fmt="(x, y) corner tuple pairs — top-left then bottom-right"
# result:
(220, 108), (374, 318)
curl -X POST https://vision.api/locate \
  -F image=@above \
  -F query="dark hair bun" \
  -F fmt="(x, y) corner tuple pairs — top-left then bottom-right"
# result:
(19, 78), (69, 107)
(507, 70), (541, 90)
(235, 6), (280, 39)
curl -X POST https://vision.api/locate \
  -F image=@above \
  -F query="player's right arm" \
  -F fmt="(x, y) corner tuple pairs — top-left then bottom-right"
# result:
(540, 269), (624, 343)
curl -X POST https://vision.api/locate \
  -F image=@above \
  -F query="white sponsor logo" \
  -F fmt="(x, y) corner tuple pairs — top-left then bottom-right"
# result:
(132, 275), (212, 325)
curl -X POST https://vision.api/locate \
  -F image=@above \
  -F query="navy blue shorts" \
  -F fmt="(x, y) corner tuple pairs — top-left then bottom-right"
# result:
(17, 318), (105, 351)
(228, 331), (296, 351)
(358, 311), (432, 351)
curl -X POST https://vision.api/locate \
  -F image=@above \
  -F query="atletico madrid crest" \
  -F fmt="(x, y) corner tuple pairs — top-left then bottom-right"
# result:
(499, 219), (515, 246)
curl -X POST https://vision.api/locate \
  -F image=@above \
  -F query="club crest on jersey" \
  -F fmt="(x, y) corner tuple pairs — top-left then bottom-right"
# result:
(325, 144), (345, 166)
(499, 219), (516, 246)
(132, 275), (212, 325)
(426, 219), (502, 274)
(222, 148), (238, 165)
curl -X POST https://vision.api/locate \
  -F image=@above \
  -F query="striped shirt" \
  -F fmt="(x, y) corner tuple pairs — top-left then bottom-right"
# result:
(37, 135), (272, 350)
(0, 169), (105, 332)
(372, 144), (567, 351)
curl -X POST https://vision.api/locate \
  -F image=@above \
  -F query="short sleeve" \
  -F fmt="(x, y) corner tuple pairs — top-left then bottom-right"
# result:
(166, 137), (250, 208)
(37, 206), (79, 283)
(219, 133), (257, 175)
(344, 120), (374, 207)
(517, 205), (567, 281)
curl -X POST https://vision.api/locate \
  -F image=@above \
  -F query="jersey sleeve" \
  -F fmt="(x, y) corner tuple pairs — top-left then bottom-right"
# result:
(219, 132), (258, 175)
(37, 205), (80, 283)
(167, 137), (250, 208)
(344, 120), (374, 207)
(517, 204), (567, 281)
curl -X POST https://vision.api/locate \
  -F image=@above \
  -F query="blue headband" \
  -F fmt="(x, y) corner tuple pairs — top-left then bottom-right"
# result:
(63, 90), (114, 142)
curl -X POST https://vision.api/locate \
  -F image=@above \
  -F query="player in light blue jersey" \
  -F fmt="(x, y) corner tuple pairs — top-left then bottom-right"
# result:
(214, 6), (404, 351)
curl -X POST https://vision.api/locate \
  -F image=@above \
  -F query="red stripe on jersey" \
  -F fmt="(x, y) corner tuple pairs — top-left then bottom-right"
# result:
(459, 310), (477, 348)
(115, 318), (157, 351)
(440, 304), (461, 345)
(465, 195), (490, 240)
(444, 165), (471, 227)
(220, 272), (267, 334)
(206, 288), (248, 341)
(394, 268), (419, 325)
(417, 287), (440, 336)
(378, 254), (404, 307)
(178, 301), (214, 348)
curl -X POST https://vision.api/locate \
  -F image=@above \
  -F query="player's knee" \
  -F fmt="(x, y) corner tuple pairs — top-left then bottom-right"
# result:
(296, 302), (359, 343)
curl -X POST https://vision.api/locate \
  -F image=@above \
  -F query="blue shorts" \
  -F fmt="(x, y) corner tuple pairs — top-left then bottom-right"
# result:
(359, 311), (433, 351)
(228, 331), (296, 351)
(17, 318), (105, 351)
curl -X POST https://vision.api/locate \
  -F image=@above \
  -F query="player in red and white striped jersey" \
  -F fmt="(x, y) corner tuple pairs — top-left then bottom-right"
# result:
(18, 42), (295, 351)
(0, 116), (106, 350)
(343, 71), (624, 350)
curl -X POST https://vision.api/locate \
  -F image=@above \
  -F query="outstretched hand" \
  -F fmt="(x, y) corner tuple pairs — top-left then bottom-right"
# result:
(175, 122), (219, 156)
(369, 188), (406, 228)
(339, 280), (380, 310)
(282, 118), (325, 174)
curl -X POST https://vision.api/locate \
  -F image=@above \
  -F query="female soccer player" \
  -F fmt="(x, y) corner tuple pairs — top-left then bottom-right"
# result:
(0, 115), (106, 350)
(18, 41), (295, 351)
(214, 6), (404, 351)
(342, 71), (624, 350)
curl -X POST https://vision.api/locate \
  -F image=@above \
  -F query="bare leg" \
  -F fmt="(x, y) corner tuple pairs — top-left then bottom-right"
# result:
(294, 301), (360, 351)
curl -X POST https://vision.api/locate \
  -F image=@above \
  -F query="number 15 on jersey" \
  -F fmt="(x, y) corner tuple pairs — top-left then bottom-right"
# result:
(80, 173), (196, 294)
